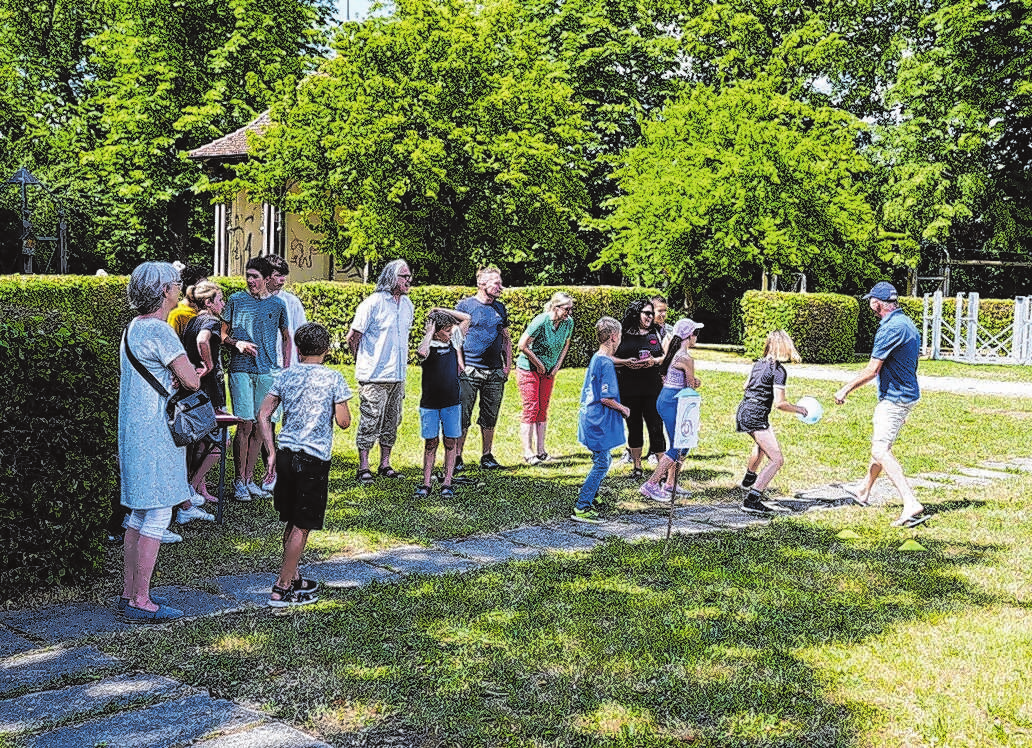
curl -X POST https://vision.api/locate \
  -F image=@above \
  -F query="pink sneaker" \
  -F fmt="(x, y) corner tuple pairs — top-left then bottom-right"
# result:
(639, 481), (671, 502)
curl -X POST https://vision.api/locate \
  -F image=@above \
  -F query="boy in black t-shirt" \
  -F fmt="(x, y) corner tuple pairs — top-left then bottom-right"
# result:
(415, 309), (471, 497)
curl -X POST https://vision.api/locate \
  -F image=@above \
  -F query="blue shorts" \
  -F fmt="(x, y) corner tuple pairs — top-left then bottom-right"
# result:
(228, 372), (274, 421)
(420, 404), (462, 440)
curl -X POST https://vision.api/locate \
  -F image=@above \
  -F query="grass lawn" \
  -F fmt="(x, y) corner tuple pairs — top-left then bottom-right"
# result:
(77, 363), (1032, 745)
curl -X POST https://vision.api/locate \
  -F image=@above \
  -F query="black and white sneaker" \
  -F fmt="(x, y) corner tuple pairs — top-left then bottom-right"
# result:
(741, 491), (792, 515)
(480, 453), (504, 470)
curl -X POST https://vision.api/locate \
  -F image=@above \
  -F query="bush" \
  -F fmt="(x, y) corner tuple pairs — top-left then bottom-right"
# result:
(0, 307), (119, 598)
(296, 283), (657, 368)
(742, 291), (859, 363)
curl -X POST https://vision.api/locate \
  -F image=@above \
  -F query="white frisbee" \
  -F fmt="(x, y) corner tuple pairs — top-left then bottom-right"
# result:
(796, 396), (823, 425)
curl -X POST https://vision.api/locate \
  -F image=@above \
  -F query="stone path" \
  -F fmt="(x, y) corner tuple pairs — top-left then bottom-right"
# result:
(2, 456), (1030, 747)
(695, 360), (1032, 398)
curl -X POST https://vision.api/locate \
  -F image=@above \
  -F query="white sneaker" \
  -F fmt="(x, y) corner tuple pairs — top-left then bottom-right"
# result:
(261, 476), (277, 494)
(188, 490), (206, 507)
(646, 454), (659, 467)
(234, 480), (252, 501)
(178, 506), (215, 524)
(247, 481), (271, 498)
(161, 529), (183, 544)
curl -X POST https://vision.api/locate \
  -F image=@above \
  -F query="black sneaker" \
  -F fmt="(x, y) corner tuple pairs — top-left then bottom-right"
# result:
(480, 453), (504, 470)
(741, 493), (774, 515)
(454, 457), (465, 474)
(739, 471), (758, 489)
(742, 491), (792, 515)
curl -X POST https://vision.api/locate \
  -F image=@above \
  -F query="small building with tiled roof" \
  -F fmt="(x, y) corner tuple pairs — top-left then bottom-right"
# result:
(189, 113), (360, 283)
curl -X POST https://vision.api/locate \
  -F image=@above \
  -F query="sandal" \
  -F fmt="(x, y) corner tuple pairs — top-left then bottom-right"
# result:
(414, 484), (431, 498)
(292, 576), (319, 594)
(630, 468), (645, 481)
(440, 485), (455, 498)
(268, 584), (318, 608)
(378, 466), (403, 480)
(356, 469), (375, 486)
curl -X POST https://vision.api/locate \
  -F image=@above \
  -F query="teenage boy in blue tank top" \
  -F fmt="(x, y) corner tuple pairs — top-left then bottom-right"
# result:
(572, 316), (630, 524)
(415, 308), (472, 498)
(834, 282), (925, 528)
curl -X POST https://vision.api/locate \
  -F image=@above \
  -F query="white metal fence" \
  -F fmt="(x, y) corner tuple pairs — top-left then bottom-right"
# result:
(921, 291), (1032, 365)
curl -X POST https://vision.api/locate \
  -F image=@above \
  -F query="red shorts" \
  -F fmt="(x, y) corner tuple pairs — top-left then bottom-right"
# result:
(516, 367), (556, 423)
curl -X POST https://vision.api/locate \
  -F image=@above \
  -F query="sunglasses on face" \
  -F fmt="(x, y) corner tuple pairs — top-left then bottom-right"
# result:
(642, 311), (655, 317)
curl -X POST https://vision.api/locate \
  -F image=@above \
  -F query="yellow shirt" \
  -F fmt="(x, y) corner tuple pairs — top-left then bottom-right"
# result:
(167, 302), (197, 338)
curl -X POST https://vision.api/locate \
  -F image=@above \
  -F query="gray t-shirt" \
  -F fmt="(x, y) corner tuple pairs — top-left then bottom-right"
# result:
(225, 291), (288, 374)
(270, 364), (353, 462)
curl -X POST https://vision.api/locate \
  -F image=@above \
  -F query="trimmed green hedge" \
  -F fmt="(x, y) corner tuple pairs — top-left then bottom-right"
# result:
(0, 276), (656, 370)
(742, 291), (859, 363)
(0, 307), (118, 598)
(856, 295), (1016, 353)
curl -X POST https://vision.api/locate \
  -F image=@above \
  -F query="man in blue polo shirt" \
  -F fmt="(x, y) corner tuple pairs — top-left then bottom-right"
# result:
(834, 281), (924, 527)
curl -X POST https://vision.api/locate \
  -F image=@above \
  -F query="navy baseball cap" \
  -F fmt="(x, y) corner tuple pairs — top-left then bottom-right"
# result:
(863, 281), (898, 301)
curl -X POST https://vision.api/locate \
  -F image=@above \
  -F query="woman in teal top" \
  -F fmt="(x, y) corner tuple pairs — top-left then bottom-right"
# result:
(515, 291), (575, 464)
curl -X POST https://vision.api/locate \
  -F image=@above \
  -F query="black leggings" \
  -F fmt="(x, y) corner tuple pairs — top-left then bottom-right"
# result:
(622, 390), (666, 455)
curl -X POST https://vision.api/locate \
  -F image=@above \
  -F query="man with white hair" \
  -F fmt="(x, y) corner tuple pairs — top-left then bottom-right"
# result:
(834, 281), (924, 527)
(347, 259), (415, 484)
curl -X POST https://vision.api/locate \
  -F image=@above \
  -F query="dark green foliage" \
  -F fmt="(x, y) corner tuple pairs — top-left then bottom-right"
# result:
(0, 307), (118, 597)
(298, 283), (656, 368)
(742, 291), (859, 364)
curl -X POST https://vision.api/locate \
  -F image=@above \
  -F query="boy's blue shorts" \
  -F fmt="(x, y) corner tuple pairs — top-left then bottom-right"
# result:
(420, 404), (462, 440)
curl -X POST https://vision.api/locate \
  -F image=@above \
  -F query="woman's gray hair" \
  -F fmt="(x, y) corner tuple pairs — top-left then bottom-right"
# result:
(127, 261), (180, 314)
(375, 259), (410, 293)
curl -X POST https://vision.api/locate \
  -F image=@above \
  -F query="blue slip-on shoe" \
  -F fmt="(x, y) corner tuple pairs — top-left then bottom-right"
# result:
(123, 603), (184, 622)
(118, 595), (168, 613)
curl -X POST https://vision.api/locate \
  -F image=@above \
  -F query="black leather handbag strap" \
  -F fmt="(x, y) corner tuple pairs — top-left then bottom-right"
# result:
(122, 324), (171, 400)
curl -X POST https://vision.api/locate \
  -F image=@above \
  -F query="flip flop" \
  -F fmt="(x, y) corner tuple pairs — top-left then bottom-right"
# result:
(891, 513), (929, 528)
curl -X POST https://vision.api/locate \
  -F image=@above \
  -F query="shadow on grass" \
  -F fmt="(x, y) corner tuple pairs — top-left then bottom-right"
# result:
(111, 521), (1005, 747)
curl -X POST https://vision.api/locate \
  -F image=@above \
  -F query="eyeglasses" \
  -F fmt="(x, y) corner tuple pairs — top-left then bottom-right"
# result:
(398, 273), (412, 279)
(642, 311), (655, 317)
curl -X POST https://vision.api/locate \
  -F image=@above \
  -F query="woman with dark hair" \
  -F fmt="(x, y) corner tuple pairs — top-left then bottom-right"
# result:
(118, 261), (201, 621)
(613, 298), (667, 480)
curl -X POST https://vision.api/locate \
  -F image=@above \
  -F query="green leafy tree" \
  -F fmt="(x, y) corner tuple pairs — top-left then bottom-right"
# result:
(230, 0), (592, 285)
(598, 76), (882, 293)
(0, 0), (333, 272)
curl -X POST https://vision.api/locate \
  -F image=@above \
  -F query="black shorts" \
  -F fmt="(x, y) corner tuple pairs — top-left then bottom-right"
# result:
(735, 400), (771, 433)
(273, 448), (330, 530)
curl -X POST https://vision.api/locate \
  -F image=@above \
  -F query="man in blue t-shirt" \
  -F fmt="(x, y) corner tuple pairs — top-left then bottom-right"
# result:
(455, 266), (512, 472)
(834, 282), (925, 527)
(223, 256), (291, 501)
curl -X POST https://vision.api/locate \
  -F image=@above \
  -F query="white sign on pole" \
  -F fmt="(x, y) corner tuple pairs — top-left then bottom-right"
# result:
(673, 388), (701, 449)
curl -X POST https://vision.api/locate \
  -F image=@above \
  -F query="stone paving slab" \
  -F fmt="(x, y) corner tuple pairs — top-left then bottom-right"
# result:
(0, 603), (133, 641)
(355, 546), (482, 576)
(959, 466), (1016, 480)
(620, 519), (716, 542)
(0, 674), (185, 735)
(25, 692), (265, 748)
(193, 722), (331, 748)
(561, 519), (648, 541)
(919, 472), (993, 487)
(696, 505), (769, 529)
(498, 525), (601, 553)
(308, 559), (400, 589)
(0, 627), (35, 658)
(982, 460), (1032, 473)
(434, 536), (544, 564)
(0, 646), (120, 696)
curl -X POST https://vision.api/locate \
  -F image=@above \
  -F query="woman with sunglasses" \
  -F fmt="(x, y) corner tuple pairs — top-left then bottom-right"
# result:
(613, 299), (667, 480)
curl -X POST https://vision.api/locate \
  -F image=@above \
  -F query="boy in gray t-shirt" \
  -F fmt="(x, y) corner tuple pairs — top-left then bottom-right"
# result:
(258, 323), (352, 607)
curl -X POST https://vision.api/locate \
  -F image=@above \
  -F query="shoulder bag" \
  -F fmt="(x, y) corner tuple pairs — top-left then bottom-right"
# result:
(123, 326), (217, 447)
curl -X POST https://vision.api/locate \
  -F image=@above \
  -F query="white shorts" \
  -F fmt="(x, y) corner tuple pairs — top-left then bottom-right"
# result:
(872, 399), (917, 449)
(124, 507), (174, 541)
